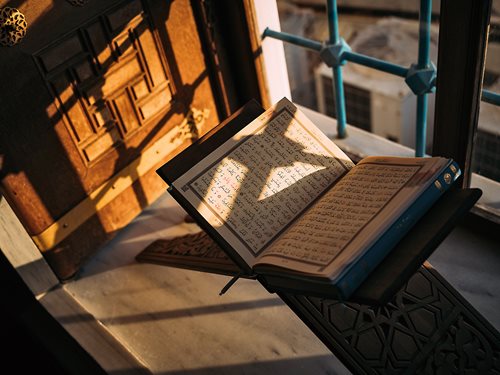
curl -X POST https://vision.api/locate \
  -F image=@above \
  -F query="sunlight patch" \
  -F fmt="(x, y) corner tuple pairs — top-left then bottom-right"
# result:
(257, 162), (327, 201)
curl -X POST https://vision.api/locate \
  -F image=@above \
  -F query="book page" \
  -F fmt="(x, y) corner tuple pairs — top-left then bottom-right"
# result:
(173, 98), (354, 267)
(255, 156), (448, 278)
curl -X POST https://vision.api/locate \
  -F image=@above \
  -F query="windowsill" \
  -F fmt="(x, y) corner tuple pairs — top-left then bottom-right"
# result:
(59, 176), (499, 374)
(299, 105), (500, 224)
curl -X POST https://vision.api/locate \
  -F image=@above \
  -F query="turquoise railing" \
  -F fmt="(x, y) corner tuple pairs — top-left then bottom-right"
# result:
(263, 0), (500, 157)
(482, 89), (500, 106)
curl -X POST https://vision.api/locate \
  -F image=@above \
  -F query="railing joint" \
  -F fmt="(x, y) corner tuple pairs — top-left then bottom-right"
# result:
(405, 62), (437, 95)
(319, 38), (351, 67)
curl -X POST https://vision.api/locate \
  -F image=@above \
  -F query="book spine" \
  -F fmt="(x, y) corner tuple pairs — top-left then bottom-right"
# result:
(336, 161), (461, 299)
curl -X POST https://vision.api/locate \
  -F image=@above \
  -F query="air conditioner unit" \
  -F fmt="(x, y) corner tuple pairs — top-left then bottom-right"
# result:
(473, 128), (500, 182)
(316, 63), (500, 181)
(473, 86), (500, 182)
(315, 62), (435, 151)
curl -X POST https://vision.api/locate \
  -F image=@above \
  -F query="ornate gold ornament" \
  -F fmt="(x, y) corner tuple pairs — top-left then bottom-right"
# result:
(0, 7), (27, 47)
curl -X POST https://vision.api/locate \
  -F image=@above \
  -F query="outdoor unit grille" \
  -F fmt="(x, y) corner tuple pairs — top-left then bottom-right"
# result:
(315, 63), (432, 148)
(472, 129), (500, 182)
(321, 76), (372, 132)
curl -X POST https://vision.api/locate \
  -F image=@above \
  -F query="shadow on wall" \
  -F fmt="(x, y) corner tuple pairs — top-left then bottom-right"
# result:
(0, 0), (217, 280)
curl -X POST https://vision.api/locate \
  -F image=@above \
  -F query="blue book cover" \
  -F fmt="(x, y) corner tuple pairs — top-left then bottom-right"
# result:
(334, 160), (461, 299)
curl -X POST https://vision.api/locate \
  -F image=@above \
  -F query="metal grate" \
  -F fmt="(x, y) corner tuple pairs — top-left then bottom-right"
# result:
(322, 76), (371, 132)
(472, 130), (500, 181)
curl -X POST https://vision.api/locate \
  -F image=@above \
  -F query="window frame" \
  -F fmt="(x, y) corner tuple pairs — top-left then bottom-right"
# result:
(433, 0), (493, 188)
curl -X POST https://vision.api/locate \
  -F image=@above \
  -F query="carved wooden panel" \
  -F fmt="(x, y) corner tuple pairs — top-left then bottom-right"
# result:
(137, 231), (240, 276)
(282, 267), (500, 374)
(34, 0), (174, 165)
(1, 0), (221, 279)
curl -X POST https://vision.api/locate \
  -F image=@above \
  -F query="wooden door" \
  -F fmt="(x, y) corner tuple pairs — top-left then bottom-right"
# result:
(0, 0), (221, 279)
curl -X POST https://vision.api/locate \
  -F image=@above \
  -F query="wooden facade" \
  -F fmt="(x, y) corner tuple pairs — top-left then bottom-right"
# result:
(0, 0), (265, 279)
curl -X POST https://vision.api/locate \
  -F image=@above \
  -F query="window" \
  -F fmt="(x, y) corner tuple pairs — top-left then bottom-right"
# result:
(272, 0), (500, 222)
(471, 6), (500, 216)
(275, 0), (439, 153)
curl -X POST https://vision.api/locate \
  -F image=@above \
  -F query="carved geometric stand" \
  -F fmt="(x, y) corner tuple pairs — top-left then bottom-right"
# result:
(137, 189), (500, 374)
(280, 267), (500, 374)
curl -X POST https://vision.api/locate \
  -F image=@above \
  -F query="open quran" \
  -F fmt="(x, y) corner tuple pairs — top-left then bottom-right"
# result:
(156, 98), (461, 299)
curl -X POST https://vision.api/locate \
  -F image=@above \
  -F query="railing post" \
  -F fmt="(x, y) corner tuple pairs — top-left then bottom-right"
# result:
(327, 0), (347, 139)
(415, 0), (433, 157)
(433, 0), (492, 187)
(263, 0), (497, 160)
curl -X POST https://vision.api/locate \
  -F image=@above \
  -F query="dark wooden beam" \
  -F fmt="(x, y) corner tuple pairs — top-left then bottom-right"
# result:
(433, 0), (492, 187)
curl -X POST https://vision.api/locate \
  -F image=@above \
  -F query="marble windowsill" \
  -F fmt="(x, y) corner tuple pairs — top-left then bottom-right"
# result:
(61, 190), (500, 374)
(63, 194), (352, 374)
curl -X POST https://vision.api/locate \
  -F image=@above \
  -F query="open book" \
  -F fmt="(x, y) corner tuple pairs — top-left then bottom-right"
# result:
(157, 98), (461, 300)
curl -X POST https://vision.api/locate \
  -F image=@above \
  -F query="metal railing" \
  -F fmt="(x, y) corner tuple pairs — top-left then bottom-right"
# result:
(263, 0), (500, 157)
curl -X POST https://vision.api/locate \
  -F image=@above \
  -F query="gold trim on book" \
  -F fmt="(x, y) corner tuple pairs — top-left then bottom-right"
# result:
(443, 173), (452, 184)
(31, 108), (209, 251)
(434, 180), (443, 191)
